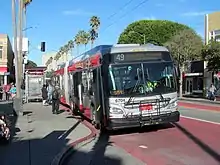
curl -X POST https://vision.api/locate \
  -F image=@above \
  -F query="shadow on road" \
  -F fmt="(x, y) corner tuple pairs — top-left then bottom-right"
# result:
(174, 123), (220, 163)
(60, 102), (175, 165)
(0, 120), (80, 165)
(61, 130), (123, 165)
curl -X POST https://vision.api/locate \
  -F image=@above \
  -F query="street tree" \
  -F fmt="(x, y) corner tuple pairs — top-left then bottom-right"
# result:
(67, 40), (74, 56)
(89, 16), (100, 48)
(118, 20), (191, 45)
(78, 30), (90, 50)
(164, 29), (203, 97)
(74, 32), (81, 54)
(25, 60), (37, 68)
(45, 57), (53, 66)
(201, 40), (220, 72)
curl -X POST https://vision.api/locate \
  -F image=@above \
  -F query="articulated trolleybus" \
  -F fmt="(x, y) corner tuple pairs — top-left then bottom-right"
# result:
(56, 44), (180, 130)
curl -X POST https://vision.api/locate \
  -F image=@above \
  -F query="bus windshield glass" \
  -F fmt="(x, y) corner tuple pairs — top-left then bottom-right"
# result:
(108, 62), (176, 96)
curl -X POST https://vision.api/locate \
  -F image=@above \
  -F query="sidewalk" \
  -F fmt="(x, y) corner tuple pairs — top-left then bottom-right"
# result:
(179, 97), (220, 105)
(0, 102), (91, 165)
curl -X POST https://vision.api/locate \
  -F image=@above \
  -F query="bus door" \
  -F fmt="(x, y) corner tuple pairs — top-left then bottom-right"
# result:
(72, 72), (81, 111)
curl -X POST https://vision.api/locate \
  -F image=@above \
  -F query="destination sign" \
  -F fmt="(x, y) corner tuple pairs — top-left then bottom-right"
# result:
(111, 52), (171, 63)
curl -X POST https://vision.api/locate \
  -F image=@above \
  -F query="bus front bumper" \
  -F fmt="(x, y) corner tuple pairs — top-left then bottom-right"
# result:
(108, 111), (180, 130)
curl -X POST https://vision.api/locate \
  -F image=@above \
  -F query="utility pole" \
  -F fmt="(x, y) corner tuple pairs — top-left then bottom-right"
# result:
(15, 0), (24, 115)
(12, 0), (21, 115)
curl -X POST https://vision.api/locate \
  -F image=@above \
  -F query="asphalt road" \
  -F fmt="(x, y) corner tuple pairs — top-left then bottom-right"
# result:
(64, 103), (220, 165)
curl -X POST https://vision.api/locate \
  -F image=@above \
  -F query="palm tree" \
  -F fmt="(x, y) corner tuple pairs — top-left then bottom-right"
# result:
(78, 30), (90, 51)
(90, 16), (100, 30)
(74, 32), (82, 55)
(89, 16), (100, 48)
(63, 44), (69, 61)
(67, 40), (74, 57)
(46, 57), (53, 66)
(59, 46), (66, 61)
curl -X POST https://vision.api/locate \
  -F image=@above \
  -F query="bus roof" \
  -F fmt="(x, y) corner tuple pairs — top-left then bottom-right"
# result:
(69, 43), (168, 65)
(110, 43), (169, 54)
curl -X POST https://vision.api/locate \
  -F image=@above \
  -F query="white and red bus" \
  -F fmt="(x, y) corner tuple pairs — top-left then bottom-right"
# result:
(55, 44), (180, 130)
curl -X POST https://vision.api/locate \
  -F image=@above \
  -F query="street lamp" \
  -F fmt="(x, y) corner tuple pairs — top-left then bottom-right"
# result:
(129, 31), (146, 44)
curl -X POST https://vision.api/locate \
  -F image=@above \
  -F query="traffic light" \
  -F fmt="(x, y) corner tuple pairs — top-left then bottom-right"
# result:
(41, 42), (45, 52)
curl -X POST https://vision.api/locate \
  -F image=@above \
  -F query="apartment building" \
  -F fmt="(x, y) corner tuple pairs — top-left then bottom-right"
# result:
(205, 11), (220, 44)
(0, 34), (14, 85)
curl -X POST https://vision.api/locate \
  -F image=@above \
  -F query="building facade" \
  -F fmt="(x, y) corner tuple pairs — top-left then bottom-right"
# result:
(0, 34), (14, 85)
(42, 52), (71, 71)
(205, 11), (220, 44)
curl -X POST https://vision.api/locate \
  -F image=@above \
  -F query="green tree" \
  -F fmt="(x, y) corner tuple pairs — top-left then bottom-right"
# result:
(67, 40), (74, 56)
(25, 60), (37, 68)
(164, 29), (203, 97)
(45, 57), (53, 66)
(45, 70), (54, 78)
(201, 40), (220, 72)
(78, 30), (90, 50)
(89, 16), (100, 48)
(74, 32), (81, 54)
(118, 20), (191, 45)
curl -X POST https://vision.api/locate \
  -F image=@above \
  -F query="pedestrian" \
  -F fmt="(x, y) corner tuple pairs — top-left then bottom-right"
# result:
(41, 84), (48, 106)
(51, 85), (60, 114)
(208, 83), (216, 101)
(47, 81), (53, 104)
(3, 83), (12, 100)
(9, 84), (16, 99)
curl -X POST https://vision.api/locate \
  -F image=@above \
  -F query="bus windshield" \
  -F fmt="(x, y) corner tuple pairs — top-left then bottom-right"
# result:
(108, 62), (177, 96)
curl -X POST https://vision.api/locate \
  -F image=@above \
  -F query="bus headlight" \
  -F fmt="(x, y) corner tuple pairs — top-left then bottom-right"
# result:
(167, 101), (177, 109)
(109, 107), (123, 114)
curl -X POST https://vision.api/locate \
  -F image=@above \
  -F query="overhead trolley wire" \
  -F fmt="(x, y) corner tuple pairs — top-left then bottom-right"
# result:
(100, 0), (150, 33)
(106, 0), (135, 20)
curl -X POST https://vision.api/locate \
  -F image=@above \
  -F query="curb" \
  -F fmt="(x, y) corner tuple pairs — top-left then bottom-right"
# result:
(51, 108), (97, 165)
(178, 97), (220, 105)
(178, 101), (220, 112)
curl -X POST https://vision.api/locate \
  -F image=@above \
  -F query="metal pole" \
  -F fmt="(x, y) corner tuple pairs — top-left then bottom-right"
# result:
(23, 7), (26, 79)
(15, 0), (23, 115)
(12, 0), (20, 115)
(143, 35), (146, 44)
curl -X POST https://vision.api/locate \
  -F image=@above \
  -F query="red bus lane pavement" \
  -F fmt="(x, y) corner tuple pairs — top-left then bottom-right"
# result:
(110, 117), (220, 165)
(178, 101), (220, 112)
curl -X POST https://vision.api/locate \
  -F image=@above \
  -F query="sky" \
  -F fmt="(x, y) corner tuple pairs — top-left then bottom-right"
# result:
(0, 0), (219, 65)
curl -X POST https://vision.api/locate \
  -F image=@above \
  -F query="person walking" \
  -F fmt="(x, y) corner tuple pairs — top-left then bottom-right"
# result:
(208, 83), (216, 101)
(51, 85), (60, 114)
(47, 81), (53, 104)
(9, 84), (16, 99)
(3, 83), (12, 100)
(41, 84), (48, 106)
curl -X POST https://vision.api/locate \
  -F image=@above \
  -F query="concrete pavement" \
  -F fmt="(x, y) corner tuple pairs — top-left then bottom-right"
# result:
(0, 102), (91, 165)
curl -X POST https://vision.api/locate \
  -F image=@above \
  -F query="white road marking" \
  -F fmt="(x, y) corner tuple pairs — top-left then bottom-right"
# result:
(181, 115), (220, 125)
(139, 145), (148, 149)
(58, 130), (68, 140)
